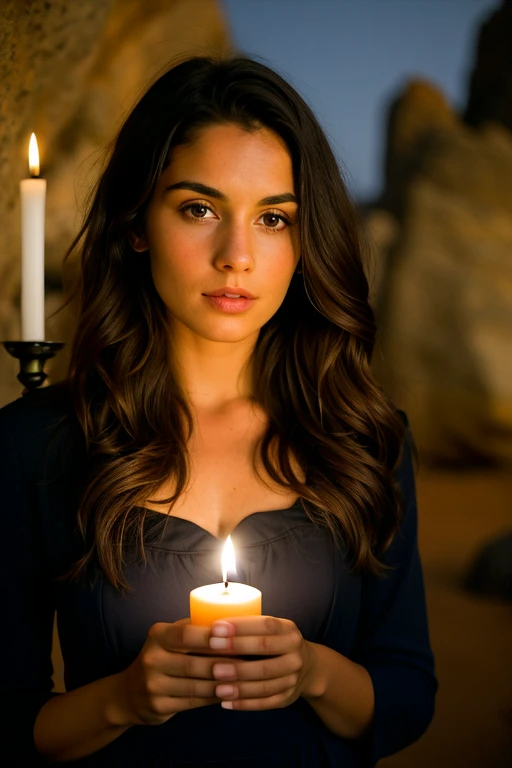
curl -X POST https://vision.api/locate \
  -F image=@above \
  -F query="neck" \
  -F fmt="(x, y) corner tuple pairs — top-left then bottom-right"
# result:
(169, 325), (258, 415)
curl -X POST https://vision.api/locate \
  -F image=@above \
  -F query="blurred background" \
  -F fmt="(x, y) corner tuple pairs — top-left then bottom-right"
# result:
(1, 1), (511, 765)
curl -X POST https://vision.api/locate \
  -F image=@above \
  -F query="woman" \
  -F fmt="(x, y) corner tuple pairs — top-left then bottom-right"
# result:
(1, 56), (436, 766)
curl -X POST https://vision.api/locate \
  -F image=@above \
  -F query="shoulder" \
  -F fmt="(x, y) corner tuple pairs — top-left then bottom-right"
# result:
(0, 382), (74, 435)
(0, 383), (81, 478)
(396, 408), (409, 429)
(393, 408), (416, 490)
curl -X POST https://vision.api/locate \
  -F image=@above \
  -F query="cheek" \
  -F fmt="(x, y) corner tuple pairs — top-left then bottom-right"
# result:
(148, 226), (199, 282)
(263, 236), (298, 281)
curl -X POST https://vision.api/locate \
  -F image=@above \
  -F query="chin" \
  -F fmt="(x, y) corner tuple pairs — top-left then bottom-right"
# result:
(201, 326), (261, 343)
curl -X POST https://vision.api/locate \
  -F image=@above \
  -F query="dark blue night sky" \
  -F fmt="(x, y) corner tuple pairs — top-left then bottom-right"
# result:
(222, 0), (499, 201)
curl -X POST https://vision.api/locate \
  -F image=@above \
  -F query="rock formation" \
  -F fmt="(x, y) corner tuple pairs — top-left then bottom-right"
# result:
(465, 0), (512, 133)
(372, 1), (512, 466)
(0, 0), (230, 406)
(381, 79), (459, 219)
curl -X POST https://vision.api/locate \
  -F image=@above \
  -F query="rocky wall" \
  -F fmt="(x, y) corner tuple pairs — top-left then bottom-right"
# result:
(371, 1), (512, 466)
(0, 0), (230, 406)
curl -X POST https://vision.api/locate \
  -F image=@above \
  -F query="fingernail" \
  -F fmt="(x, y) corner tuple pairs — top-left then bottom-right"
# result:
(211, 621), (233, 637)
(216, 684), (236, 697)
(209, 637), (230, 650)
(221, 701), (234, 710)
(213, 663), (236, 679)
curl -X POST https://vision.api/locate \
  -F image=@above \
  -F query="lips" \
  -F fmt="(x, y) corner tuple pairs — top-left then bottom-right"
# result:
(203, 287), (256, 299)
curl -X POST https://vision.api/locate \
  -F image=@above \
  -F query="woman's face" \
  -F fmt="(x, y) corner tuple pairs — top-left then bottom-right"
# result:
(132, 122), (300, 345)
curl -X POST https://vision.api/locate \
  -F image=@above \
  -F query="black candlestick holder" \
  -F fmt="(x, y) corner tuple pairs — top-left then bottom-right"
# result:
(3, 341), (65, 394)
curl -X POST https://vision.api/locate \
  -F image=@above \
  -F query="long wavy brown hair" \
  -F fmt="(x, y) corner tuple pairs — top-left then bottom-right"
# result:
(66, 55), (407, 591)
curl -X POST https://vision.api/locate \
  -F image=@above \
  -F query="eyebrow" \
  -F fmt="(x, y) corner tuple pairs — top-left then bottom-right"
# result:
(165, 181), (298, 206)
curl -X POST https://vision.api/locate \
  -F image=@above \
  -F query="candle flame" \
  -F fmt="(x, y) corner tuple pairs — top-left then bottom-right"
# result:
(221, 535), (236, 585)
(28, 133), (40, 176)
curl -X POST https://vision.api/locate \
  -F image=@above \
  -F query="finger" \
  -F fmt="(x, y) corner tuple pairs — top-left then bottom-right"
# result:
(151, 673), (220, 699)
(213, 653), (300, 682)
(145, 650), (240, 680)
(173, 655), (240, 680)
(215, 673), (298, 701)
(209, 630), (302, 656)
(151, 695), (221, 717)
(220, 689), (296, 711)
(148, 622), (212, 652)
(173, 696), (221, 712)
(211, 616), (295, 638)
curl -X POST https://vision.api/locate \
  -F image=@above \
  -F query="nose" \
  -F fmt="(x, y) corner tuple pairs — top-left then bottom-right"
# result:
(213, 219), (254, 273)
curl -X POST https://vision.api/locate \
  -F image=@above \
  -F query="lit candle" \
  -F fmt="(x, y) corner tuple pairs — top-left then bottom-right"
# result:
(20, 132), (46, 341)
(190, 536), (262, 626)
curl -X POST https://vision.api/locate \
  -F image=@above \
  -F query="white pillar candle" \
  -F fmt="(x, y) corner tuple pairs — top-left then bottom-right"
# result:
(20, 133), (46, 341)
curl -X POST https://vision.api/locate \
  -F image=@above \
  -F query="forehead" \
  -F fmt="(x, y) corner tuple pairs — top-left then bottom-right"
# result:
(164, 123), (294, 192)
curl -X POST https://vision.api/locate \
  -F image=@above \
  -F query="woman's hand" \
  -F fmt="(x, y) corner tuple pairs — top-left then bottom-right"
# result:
(110, 619), (237, 727)
(207, 616), (320, 711)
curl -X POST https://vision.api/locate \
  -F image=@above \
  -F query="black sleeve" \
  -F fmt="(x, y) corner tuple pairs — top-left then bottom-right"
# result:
(0, 397), (61, 764)
(353, 424), (438, 763)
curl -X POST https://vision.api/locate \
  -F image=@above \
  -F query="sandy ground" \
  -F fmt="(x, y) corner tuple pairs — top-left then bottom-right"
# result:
(51, 470), (512, 766)
(381, 469), (512, 768)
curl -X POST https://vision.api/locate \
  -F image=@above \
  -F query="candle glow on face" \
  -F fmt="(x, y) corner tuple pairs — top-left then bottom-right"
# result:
(189, 536), (262, 626)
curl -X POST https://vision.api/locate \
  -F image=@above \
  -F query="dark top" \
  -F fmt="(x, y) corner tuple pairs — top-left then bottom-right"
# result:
(0, 386), (437, 767)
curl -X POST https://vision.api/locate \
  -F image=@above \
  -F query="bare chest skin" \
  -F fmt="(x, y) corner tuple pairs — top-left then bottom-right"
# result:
(144, 402), (302, 539)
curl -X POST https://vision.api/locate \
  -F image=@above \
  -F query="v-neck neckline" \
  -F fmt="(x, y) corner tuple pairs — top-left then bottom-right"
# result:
(138, 499), (304, 542)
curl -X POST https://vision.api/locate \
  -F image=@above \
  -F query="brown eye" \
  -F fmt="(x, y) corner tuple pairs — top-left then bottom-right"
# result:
(190, 204), (209, 218)
(263, 213), (280, 227)
(181, 202), (215, 222)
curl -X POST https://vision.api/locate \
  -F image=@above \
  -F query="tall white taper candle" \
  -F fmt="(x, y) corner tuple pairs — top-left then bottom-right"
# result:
(20, 132), (46, 341)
